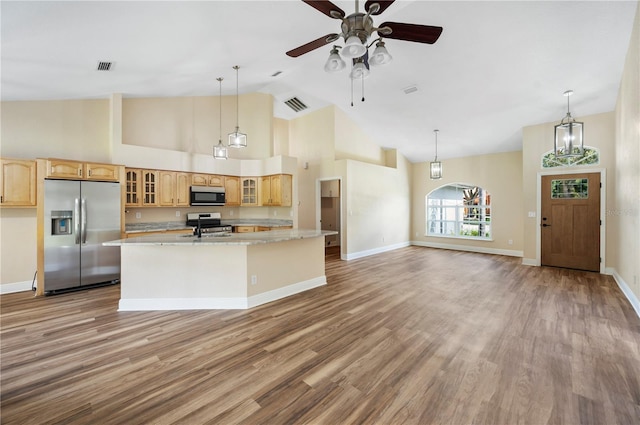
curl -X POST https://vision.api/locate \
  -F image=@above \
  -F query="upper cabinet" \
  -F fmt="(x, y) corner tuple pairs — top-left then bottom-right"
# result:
(191, 173), (223, 187)
(85, 162), (120, 181)
(241, 177), (258, 206)
(261, 174), (292, 207)
(158, 171), (189, 207)
(321, 180), (340, 198)
(224, 176), (240, 206)
(44, 159), (119, 181)
(125, 168), (141, 206)
(0, 158), (37, 207)
(141, 169), (159, 206)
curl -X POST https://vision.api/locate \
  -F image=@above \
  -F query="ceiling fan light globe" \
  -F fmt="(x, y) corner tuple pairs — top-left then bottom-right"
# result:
(342, 35), (366, 58)
(350, 62), (370, 80)
(324, 52), (346, 72)
(369, 43), (393, 66)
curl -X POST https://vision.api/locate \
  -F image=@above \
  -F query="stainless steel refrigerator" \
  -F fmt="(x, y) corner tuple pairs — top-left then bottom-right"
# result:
(43, 179), (121, 293)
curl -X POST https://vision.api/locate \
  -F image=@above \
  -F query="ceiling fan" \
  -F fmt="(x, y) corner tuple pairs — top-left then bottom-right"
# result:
(286, 0), (443, 74)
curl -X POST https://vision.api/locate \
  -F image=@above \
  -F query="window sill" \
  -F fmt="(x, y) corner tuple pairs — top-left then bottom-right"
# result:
(425, 234), (494, 242)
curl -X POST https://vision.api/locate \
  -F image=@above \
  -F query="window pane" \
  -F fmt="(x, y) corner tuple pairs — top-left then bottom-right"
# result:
(551, 178), (588, 199)
(426, 184), (491, 240)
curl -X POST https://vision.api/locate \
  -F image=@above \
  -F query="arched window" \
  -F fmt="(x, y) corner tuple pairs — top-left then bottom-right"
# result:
(541, 146), (600, 168)
(426, 183), (491, 240)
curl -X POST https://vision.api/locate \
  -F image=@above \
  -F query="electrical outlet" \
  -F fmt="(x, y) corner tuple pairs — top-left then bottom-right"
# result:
(508, 239), (513, 245)
(135, 212), (141, 219)
(290, 210), (293, 217)
(251, 275), (257, 285)
(175, 211), (180, 217)
(528, 211), (536, 218)
(273, 211), (277, 216)
(382, 236), (385, 243)
(230, 210), (234, 216)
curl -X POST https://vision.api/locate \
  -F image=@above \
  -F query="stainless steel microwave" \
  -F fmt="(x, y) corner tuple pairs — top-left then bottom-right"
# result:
(190, 186), (226, 206)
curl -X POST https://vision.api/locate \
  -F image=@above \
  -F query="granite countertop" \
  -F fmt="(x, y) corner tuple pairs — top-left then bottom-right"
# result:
(125, 219), (293, 234)
(105, 228), (337, 246)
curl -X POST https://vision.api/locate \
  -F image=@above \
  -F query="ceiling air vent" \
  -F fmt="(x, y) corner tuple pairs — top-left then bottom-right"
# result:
(403, 85), (418, 95)
(97, 61), (113, 71)
(284, 97), (308, 113)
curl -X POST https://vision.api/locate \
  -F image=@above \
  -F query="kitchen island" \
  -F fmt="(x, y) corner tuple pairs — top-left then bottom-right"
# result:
(104, 229), (336, 311)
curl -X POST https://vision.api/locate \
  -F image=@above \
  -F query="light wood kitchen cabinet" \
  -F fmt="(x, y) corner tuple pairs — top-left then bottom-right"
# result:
(321, 180), (340, 198)
(241, 177), (258, 206)
(141, 170), (158, 206)
(45, 158), (83, 179)
(85, 162), (119, 181)
(125, 168), (142, 206)
(235, 226), (256, 233)
(125, 228), (192, 238)
(159, 171), (190, 207)
(191, 173), (224, 187)
(224, 176), (240, 206)
(44, 159), (119, 181)
(261, 174), (292, 206)
(175, 172), (190, 206)
(0, 158), (37, 207)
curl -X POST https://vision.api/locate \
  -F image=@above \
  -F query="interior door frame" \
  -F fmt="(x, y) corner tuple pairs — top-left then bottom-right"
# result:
(535, 168), (606, 273)
(316, 177), (344, 259)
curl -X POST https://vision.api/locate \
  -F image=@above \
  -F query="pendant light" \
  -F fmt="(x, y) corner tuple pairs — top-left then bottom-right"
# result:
(554, 90), (584, 158)
(430, 129), (442, 180)
(228, 65), (247, 148)
(213, 77), (228, 160)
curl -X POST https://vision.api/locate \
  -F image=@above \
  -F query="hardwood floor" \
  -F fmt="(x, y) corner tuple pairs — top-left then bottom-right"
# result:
(2, 246), (639, 424)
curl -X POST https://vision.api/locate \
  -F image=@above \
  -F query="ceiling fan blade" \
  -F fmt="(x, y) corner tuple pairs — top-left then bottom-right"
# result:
(302, 0), (345, 19)
(379, 21), (443, 44)
(365, 1), (395, 15)
(286, 34), (340, 57)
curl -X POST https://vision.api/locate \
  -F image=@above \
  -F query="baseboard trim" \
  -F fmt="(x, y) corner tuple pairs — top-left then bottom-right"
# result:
(247, 276), (326, 308)
(0, 280), (34, 294)
(606, 268), (640, 319)
(344, 242), (411, 261)
(411, 241), (523, 258)
(118, 276), (327, 311)
(522, 258), (537, 266)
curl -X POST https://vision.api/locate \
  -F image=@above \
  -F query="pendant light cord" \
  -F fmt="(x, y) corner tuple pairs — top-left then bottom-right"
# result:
(434, 129), (439, 161)
(234, 65), (240, 130)
(217, 77), (223, 141)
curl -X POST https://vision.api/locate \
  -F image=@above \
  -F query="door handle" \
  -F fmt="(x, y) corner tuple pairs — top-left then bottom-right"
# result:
(81, 198), (87, 244)
(541, 223), (551, 227)
(74, 198), (81, 244)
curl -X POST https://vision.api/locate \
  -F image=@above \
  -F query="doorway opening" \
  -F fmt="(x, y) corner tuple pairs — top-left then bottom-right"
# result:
(319, 178), (342, 256)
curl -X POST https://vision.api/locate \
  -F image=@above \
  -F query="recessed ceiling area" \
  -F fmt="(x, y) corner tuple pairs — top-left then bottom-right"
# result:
(1, 1), (636, 163)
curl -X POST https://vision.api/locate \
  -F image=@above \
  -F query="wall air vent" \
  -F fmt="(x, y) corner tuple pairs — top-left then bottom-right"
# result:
(97, 61), (113, 71)
(284, 97), (308, 113)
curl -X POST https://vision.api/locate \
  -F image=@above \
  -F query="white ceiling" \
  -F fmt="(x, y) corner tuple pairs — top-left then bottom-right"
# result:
(1, 1), (637, 163)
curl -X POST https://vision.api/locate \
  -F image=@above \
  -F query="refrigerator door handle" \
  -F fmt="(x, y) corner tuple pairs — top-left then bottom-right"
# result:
(81, 198), (88, 244)
(74, 198), (81, 244)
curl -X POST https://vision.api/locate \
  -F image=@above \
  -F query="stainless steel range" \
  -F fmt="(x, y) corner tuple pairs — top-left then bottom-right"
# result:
(186, 212), (232, 236)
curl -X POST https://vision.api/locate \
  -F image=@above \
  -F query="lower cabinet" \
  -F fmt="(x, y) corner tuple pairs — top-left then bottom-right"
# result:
(124, 229), (192, 238)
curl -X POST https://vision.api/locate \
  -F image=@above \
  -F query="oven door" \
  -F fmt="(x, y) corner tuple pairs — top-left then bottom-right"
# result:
(190, 186), (226, 206)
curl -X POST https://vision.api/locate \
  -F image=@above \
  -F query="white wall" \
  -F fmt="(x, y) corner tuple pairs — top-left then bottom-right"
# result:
(412, 151), (523, 256)
(612, 3), (640, 310)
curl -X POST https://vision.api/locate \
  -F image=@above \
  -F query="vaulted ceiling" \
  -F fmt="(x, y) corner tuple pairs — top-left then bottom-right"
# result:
(1, 1), (637, 162)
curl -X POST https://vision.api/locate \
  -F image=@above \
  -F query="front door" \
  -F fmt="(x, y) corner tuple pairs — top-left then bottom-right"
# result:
(541, 173), (601, 272)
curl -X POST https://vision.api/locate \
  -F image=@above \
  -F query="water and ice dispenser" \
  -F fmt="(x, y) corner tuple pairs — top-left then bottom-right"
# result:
(51, 210), (72, 235)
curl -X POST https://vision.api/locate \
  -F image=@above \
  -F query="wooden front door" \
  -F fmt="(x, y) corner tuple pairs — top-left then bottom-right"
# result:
(541, 173), (600, 272)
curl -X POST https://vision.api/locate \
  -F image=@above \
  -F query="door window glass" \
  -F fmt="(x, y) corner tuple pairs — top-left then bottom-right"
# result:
(551, 178), (588, 199)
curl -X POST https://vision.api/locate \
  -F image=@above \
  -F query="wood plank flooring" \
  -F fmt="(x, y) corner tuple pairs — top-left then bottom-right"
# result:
(1, 246), (639, 424)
